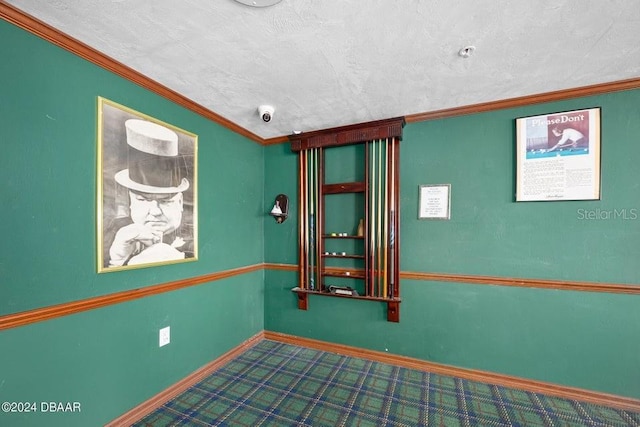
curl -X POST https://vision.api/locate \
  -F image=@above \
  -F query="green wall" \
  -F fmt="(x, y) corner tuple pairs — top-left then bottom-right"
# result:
(264, 91), (640, 399)
(2, 12), (640, 427)
(0, 20), (264, 427)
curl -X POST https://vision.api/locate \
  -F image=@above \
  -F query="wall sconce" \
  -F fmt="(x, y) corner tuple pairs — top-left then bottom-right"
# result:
(270, 194), (289, 223)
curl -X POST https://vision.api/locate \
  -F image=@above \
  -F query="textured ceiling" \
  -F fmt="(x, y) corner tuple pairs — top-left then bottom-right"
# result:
(6, 0), (640, 140)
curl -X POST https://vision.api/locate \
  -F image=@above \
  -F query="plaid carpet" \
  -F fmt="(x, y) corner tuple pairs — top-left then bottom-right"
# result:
(134, 340), (640, 426)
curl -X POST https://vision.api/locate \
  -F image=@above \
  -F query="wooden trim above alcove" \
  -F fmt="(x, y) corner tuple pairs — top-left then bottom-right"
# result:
(290, 117), (405, 151)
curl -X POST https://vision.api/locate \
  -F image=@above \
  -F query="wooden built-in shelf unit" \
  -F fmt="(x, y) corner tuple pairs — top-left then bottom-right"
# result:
(290, 117), (404, 322)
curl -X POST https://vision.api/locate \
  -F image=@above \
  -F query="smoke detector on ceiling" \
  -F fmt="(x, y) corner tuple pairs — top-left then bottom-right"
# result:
(458, 46), (476, 58)
(233, 0), (283, 7)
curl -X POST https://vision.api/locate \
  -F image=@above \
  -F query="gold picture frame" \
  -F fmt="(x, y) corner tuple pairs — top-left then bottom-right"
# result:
(97, 97), (198, 273)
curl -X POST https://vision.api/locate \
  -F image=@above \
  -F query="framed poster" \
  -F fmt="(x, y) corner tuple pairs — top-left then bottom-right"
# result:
(515, 107), (601, 201)
(419, 184), (451, 220)
(97, 97), (198, 272)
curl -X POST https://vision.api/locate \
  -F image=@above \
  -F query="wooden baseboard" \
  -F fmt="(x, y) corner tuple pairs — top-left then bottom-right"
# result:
(264, 331), (640, 412)
(105, 331), (264, 426)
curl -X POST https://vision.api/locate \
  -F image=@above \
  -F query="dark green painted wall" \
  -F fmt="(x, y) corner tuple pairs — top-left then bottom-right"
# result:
(264, 142), (299, 264)
(0, 20), (264, 426)
(2, 13), (639, 427)
(1, 274), (263, 427)
(401, 98), (640, 282)
(264, 91), (640, 399)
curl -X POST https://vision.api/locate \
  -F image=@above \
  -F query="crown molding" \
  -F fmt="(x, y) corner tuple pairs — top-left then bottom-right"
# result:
(405, 77), (640, 123)
(0, 2), (265, 144)
(3, 2), (640, 145)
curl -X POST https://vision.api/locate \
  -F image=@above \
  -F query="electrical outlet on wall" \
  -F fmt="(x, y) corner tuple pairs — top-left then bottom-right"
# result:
(159, 326), (170, 347)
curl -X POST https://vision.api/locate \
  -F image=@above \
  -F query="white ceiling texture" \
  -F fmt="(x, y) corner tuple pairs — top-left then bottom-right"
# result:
(5, 0), (640, 141)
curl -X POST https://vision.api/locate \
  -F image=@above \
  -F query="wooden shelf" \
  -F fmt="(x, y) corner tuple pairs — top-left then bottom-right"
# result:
(291, 118), (403, 323)
(322, 254), (364, 259)
(323, 181), (365, 194)
(290, 117), (405, 151)
(292, 287), (401, 322)
(322, 270), (365, 279)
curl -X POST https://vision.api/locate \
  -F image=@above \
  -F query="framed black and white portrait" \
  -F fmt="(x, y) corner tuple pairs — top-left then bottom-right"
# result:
(97, 97), (198, 272)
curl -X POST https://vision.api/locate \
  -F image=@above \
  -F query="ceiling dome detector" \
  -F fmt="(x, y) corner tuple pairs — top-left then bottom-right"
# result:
(458, 46), (476, 58)
(233, 0), (283, 7)
(258, 105), (275, 123)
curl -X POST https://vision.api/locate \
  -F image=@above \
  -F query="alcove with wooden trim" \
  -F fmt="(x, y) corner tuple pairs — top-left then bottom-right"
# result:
(290, 118), (404, 322)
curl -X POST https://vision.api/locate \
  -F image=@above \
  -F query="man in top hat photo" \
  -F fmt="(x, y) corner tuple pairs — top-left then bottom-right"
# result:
(104, 118), (194, 268)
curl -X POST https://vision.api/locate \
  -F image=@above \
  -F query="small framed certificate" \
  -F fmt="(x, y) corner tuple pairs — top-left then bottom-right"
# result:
(419, 184), (451, 220)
